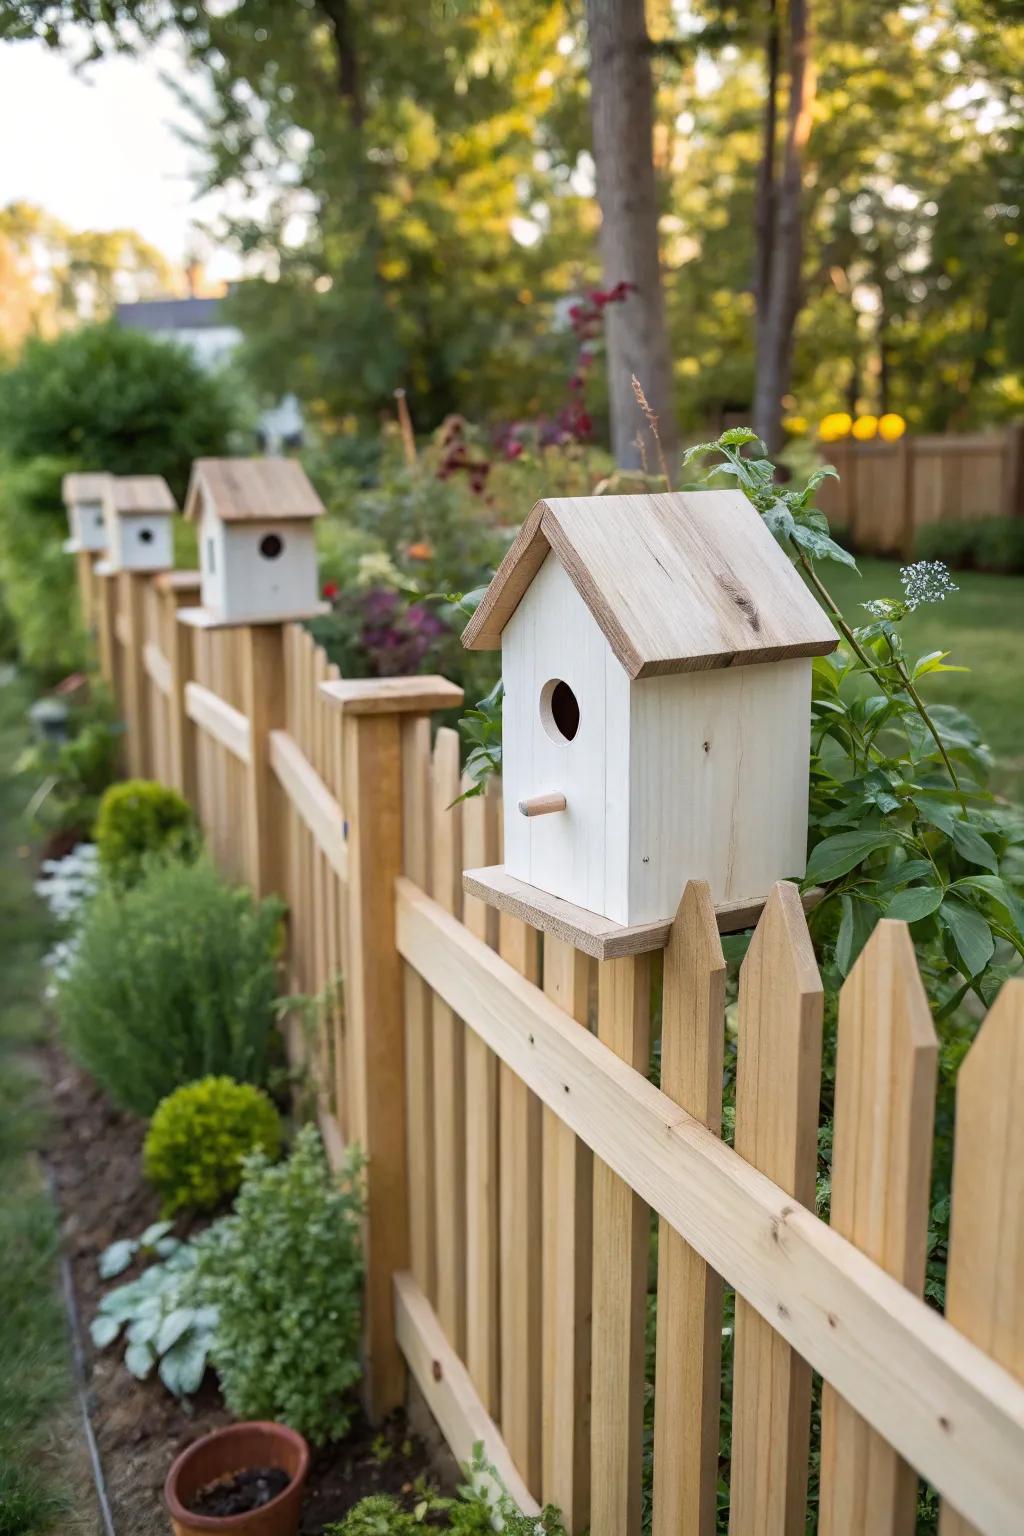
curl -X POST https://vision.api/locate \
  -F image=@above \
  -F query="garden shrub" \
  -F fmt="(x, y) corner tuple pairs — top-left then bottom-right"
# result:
(194, 1126), (364, 1443)
(93, 778), (199, 886)
(58, 857), (283, 1114)
(0, 455), (87, 683)
(20, 682), (121, 844)
(915, 515), (1024, 573)
(144, 1077), (282, 1215)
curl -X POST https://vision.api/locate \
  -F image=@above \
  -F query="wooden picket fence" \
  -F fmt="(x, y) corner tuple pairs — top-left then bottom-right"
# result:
(817, 425), (1024, 556)
(79, 552), (1024, 1536)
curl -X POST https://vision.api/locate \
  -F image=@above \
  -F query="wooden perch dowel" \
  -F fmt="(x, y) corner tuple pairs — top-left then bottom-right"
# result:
(518, 793), (567, 818)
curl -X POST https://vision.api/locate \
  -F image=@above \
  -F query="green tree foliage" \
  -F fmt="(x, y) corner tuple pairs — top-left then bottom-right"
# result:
(0, 321), (240, 498)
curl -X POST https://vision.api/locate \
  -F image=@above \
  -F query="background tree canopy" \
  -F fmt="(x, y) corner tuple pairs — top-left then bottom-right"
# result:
(1, 0), (1022, 446)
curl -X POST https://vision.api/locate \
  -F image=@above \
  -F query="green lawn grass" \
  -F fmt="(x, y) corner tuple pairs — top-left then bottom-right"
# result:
(0, 675), (79, 1535)
(822, 557), (1024, 801)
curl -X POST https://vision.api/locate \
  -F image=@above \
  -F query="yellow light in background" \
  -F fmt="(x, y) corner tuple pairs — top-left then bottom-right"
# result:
(878, 412), (907, 441)
(782, 414), (808, 436)
(852, 414), (878, 440)
(818, 411), (852, 442)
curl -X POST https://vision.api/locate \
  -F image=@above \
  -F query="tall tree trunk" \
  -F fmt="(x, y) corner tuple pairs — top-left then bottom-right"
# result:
(586, 0), (679, 471)
(753, 0), (815, 456)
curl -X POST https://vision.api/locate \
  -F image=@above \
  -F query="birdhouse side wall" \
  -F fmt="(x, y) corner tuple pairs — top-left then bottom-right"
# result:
(198, 504), (229, 617)
(71, 501), (107, 552)
(219, 521), (318, 623)
(501, 550), (631, 917)
(625, 657), (813, 923)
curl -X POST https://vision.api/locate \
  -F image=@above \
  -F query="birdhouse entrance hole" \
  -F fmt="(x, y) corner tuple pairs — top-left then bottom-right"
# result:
(139, 527), (154, 544)
(260, 532), (284, 560)
(540, 678), (580, 743)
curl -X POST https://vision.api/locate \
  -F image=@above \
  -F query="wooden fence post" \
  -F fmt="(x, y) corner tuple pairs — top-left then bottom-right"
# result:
(159, 574), (201, 803)
(320, 674), (463, 1422)
(118, 569), (151, 777)
(94, 564), (118, 693)
(239, 623), (288, 899)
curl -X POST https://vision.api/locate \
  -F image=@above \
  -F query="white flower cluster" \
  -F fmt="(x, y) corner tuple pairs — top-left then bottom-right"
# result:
(35, 842), (100, 991)
(355, 550), (403, 590)
(899, 560), (959, 611)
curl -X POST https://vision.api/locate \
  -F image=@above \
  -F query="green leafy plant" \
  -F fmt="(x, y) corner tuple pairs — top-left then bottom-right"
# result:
(93, 778), (200, 887)
(683, 429), (1024, 1008)
(194, 1126), (365, 1444)
(90, 1222), (217, 1398)
(143, 1076), (282, 1216)
(17, 681), (121, 841)
(58, 857), (283, 1114)
(324, 1446), (567, 1534)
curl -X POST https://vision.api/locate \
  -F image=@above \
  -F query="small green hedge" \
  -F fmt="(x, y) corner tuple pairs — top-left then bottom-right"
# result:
(144, 1077), (282, 1215)
(915, 516), (1024, 573)
(94, 779), (199, 887)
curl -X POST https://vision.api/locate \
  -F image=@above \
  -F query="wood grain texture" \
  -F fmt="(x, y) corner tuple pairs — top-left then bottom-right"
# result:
(343, 707), (410, 1419)
(729, 882), (823, 1536)
(430, 728), (467, 1356)
(653, 882), (725, 1536)
(541, 933), (593, 1531)
(940, 980), (1024, 1536)
(401, 715), (436, 1304)
(106, 474), (176, 515)
(819, 921), (937, 1536)
(322, 675), (464, 715)
(462, 865), (823, 959)
(463, 490), (837, 675)
(185, 456), (324, 522)
(394, 1272), (540, 1518)
(462, 779), (501, 1416)
(591, 952), (651, 1536)
(240, 624), (287, 898)
(269, 728), (348, 882)
(119, 571), (151, 777)
(394, 878), (1024, 1536)
(177, 601), (331, 630)
(185, 682), (252, 763)
(498, 907), (543, 1497)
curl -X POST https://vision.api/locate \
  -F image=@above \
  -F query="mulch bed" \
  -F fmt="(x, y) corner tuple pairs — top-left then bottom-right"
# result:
(44, 1046), (437, 1534)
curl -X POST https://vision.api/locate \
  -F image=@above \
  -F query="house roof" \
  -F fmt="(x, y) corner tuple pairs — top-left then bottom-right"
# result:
(106, 476), (178, 517)
(115, 297), (227, 332)
(184, 458), (325, 523)
(62, 472), (111, 505)
(461, 489), (839, 678)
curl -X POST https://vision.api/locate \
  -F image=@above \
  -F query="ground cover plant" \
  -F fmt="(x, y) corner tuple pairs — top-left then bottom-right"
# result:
(194, 1126), (365, 1443)
(0, 679), (78, 1534)
(58, 855), (284, 1114)
(143, 1076), (282, 1216)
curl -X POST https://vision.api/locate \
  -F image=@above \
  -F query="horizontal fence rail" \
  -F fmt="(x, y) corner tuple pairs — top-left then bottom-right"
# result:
(83, 551), (1024, 1536)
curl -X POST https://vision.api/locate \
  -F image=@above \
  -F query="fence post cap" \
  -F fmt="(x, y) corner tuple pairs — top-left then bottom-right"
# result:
(319, 675), (464, 716)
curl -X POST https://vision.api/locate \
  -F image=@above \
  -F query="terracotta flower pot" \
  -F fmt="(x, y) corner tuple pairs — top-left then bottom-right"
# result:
(164, 1422), (310, 1536)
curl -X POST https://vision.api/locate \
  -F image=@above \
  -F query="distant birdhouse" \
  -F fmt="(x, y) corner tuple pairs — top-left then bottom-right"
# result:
(185, 458), (325, 625)
(62, 472), (112, 553)
(462, 491), (839, 929)
(103, 476), (177, 572)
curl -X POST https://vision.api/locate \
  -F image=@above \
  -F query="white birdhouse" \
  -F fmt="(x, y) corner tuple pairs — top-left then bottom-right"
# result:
(103, 476), (177, 572)
(462, 490), (839, 932)
(62, 472), (112, 552)
(184, 458), (325, 625)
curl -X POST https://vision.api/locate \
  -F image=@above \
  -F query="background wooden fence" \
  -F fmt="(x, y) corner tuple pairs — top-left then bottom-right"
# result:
(79, 552), (1024, 1536)
(817, 425), (1024, 556)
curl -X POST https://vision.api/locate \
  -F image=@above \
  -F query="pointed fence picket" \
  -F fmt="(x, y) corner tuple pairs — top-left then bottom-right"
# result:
(92, 564), (1024, 1536)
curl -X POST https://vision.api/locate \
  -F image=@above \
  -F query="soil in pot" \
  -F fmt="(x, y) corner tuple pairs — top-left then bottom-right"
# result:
(189, 1467), (292, 1519)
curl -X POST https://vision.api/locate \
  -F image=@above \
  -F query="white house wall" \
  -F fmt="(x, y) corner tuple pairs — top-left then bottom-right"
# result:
(626, 656), (812, 922)
(502, 550), (631, 918)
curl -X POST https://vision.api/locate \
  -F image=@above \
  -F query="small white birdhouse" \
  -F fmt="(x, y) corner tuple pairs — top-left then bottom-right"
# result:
(61, 472), (112, 553)
(462, 490), (839, 931)
(103, 476), (177, 572)
(185, 458), (325, 625)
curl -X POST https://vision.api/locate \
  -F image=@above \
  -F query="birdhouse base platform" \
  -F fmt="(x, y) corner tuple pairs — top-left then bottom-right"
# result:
(462, 865), (820, 961)
(177, 602), (331, 630)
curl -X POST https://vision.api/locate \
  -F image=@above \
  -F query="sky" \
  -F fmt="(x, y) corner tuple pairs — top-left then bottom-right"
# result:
(0, 29), (242, 283)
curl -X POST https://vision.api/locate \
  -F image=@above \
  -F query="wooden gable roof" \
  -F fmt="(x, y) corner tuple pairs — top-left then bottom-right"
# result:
(62, 472), (111, 505)
(184, 458), (325, 523)
(461, 489), (839, 678)
(106, 476), (177, 517)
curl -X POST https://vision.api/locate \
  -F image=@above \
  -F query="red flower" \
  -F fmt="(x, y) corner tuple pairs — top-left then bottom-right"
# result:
(505, 439), (524, 460)
(322, 581), (339, 599)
